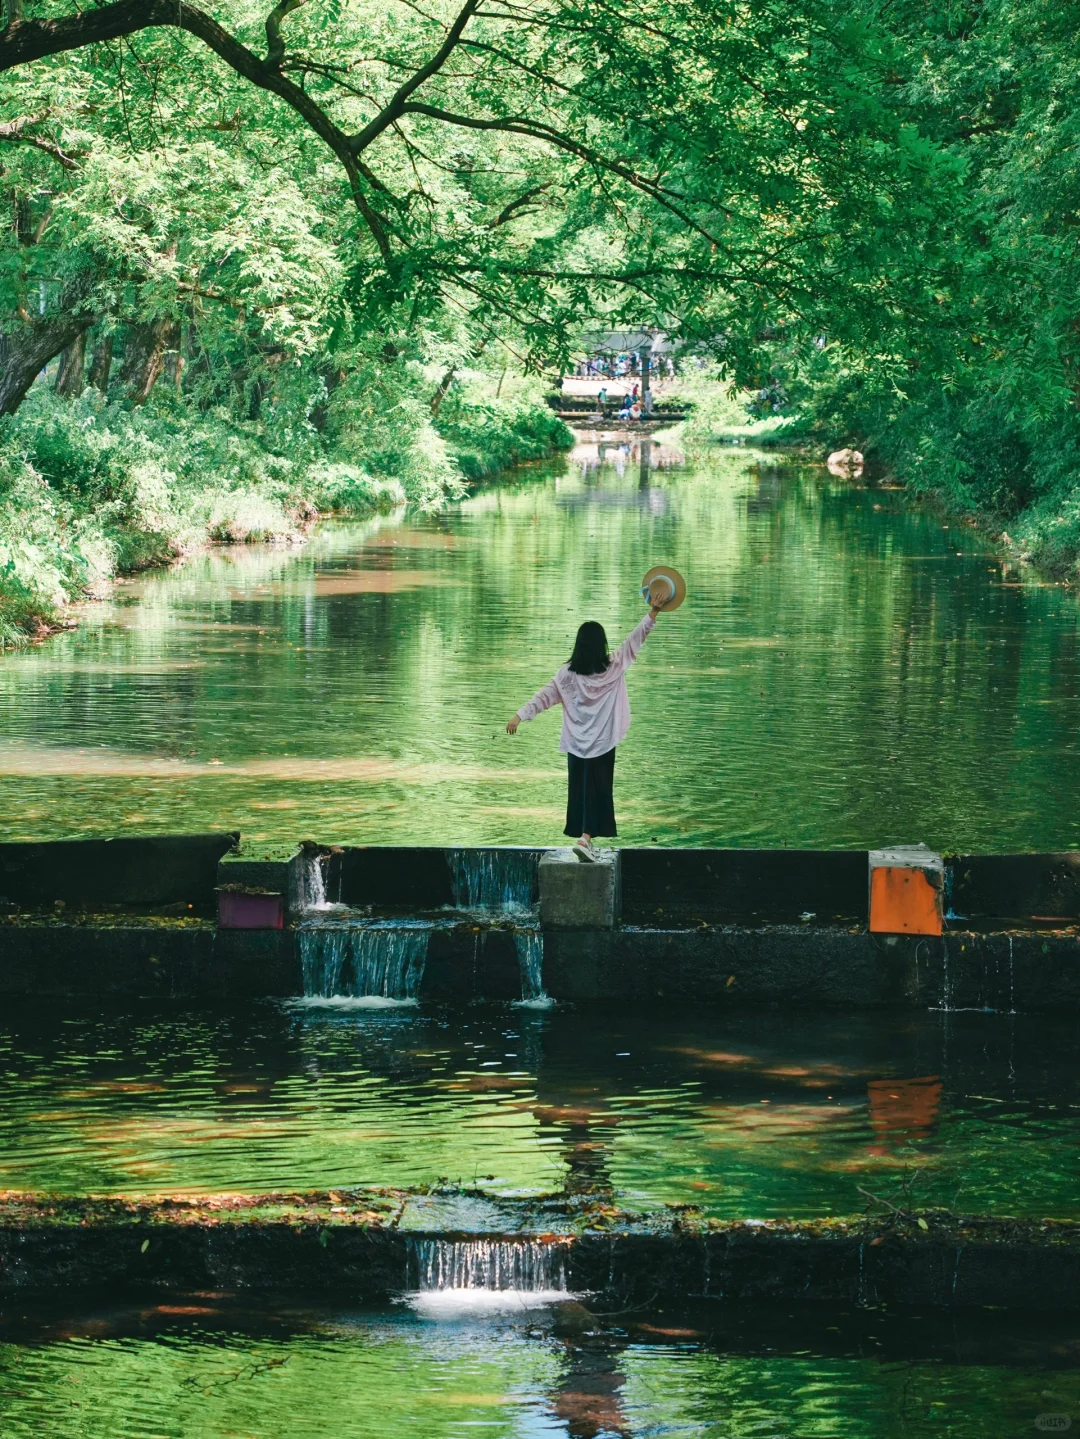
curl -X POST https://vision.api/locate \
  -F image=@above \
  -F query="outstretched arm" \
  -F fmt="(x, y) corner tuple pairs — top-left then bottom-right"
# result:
(506, 676), (561, 734)
(609, 604), (663, 676)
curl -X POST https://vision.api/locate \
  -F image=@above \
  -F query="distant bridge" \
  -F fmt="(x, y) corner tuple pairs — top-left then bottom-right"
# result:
(546, 394), (688, 426)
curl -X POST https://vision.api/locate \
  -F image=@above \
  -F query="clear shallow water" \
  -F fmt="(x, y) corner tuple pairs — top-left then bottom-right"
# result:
(0, 1295), (1077, 1438)
(1, 442), (1080, 850)
(1, 1002), (1078, 1219)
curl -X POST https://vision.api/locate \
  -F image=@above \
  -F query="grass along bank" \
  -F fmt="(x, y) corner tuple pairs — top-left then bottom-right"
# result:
(0, 373), (571, 649)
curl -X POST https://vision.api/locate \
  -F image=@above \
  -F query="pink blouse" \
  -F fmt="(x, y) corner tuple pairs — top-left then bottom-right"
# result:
(516, 614), (656, 758)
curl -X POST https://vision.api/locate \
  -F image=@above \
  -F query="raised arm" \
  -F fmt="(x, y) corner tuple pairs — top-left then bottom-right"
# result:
(608, 612), (657, 677)
(506, 676), (561, 734)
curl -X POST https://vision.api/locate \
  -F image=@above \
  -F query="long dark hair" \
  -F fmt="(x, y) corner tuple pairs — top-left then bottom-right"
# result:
(568, 621), (610, 675)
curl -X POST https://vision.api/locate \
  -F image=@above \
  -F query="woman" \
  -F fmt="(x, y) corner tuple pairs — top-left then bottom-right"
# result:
(506, 597), (666, 860)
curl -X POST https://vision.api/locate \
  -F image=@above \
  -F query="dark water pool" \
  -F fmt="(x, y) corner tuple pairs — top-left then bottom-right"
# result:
(2, 443), (1080, 851)
(2, 1002), (1077, 1220)
(0, 1293), (1077, 1438)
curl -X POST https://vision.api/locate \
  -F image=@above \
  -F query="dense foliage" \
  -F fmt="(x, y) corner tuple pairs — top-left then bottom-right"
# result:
(5, 0), (1079, 639)
(735, 0), (1080, 575)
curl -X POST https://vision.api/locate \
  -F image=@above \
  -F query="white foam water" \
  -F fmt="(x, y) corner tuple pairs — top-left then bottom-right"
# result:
(513, 929), (547, 1002)
(300, 849), (334, 911)
(407, 1237), (572, 1316)
(408, 1287), (570, 1316)
(413, 1237), (569, 1290)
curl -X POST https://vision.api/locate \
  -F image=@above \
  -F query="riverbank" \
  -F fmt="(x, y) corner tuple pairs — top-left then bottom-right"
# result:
(663, 373), (1080, 584)
(0, 379), (571, 649)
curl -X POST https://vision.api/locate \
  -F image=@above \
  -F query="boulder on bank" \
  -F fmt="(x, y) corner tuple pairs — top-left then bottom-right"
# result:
(827, 448), (864, 476)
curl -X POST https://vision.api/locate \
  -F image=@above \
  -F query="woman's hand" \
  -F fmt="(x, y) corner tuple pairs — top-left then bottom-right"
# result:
(506, 715), (520, 735)
(647, 579), (672, 616)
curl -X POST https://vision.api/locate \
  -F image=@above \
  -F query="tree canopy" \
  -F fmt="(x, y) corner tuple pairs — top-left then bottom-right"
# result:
(5, 0), (1080, 639)
(1, 0), (957, 405)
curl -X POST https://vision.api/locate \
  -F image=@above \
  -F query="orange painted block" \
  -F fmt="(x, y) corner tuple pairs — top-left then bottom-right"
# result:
(869, 865), (942, 935)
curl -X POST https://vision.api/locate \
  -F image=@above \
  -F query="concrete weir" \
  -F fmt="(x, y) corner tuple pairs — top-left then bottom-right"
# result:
(0, 836), (1078, 1009)
(0, 1192), (1077, 1312)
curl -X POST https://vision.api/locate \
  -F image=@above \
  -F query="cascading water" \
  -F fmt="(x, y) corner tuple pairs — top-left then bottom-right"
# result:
(300, 849), (330, 912)
(298, 920), (430, 1005)
(450, 849), (537, 914)
(411, 1238), (570, 1308)
(514, 929), (549, 1005)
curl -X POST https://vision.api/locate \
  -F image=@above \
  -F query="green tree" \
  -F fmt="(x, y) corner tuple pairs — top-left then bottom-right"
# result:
(1, 0), (960, 397)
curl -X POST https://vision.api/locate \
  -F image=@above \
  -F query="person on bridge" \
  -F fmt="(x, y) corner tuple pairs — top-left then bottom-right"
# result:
(505, 598), (668, 862)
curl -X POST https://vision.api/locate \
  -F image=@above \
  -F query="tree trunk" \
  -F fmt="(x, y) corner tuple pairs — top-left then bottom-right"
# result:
(430, 365), (456, 417)
(118, 318), (179, 404)
(53, 331), (87, 397)
(163, 346), (185, 391)
(0, 310), (96, 417)
(309, 364), (343, 432)
(88, 332), (114, 393)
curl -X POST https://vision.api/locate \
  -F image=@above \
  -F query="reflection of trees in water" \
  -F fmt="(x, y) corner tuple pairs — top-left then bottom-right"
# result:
(6, 442), (1080, 850)
(867, 1075), (942, 1158)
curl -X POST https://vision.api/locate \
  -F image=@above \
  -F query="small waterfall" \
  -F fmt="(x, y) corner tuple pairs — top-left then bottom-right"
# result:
(450, 849), (537, 914)
(514, 929), (549, 1005)
(300, 849), (329, 911)
(413, 1238), (568, 1294)
(298, 921), (429, 1003)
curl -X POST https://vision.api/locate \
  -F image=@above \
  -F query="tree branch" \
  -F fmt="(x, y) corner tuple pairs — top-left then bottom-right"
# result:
(349, 0), (482, 153)
(0, 1), (400, 259)
(264, 0), (309, 70)
(0, 0), (733, 275)
(0, 114), (81, 170)
(398, 102), (735, 238)
(490, 183), (549, 227)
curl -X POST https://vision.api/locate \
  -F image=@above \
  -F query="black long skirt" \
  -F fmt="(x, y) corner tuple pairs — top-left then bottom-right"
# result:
(564, 747), (617, 838)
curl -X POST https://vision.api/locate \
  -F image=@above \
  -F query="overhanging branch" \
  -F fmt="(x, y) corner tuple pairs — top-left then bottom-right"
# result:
(264, 0), (309, 70)
(0, 1), (394, 254)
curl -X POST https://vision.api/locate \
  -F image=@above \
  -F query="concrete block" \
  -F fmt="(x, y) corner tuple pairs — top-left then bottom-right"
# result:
(948, 852), (1080, 922)
(621, 847), (867, 925)
(218, 890), (283, 930)
(869, 844), (944, 935)
(0, 833), (238, 914)
(539, 848), (621, 930)
(217, 842), (305, 923)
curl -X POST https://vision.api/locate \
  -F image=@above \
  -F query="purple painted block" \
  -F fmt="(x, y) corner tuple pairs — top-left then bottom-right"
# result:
(218, 890), (284, 930)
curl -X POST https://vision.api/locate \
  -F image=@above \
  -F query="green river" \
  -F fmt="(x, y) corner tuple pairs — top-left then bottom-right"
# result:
(2, 439), (1079, 850)
(2, 1293), (1077, 1439)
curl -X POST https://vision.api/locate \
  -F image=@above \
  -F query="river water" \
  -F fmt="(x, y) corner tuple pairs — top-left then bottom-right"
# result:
(1, 439), (1079, 849)
(2, 1292), (1077, 1439)
(2, 1001), (1077, 1220)
(1, 1293), (1077, 1439)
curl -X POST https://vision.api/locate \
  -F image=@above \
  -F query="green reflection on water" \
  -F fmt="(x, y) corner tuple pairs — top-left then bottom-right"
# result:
(0, 1319), (1076, 1439)
(1, 1004), (1078, 1220)
(1, 444), (1079, 849)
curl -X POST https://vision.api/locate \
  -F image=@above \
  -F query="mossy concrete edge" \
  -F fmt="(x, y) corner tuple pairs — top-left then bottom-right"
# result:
(0, 1192), (1076, 1310)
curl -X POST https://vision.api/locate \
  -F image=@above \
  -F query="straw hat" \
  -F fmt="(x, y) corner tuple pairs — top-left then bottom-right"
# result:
(640, 564), (687, 611)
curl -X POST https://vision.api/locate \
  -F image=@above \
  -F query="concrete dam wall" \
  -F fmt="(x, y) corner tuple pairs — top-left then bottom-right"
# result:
(0, 835), (1078, 1009)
